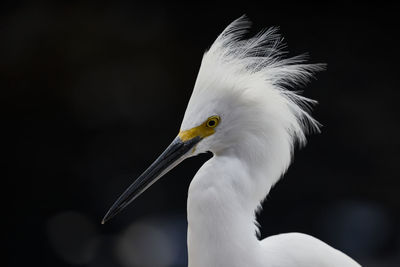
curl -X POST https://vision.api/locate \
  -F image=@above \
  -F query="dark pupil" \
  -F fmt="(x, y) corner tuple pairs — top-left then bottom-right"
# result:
(208, 120), (216, 126)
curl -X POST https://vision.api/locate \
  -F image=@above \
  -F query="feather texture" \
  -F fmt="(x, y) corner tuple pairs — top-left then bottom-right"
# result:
(191, 15), (324, 145)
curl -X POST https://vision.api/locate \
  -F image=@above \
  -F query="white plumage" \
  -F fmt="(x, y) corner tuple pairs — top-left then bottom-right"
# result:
(103, 16), (361, 267)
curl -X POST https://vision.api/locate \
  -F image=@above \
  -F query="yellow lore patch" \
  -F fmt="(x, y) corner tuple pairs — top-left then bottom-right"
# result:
(178, 115), (220, 141)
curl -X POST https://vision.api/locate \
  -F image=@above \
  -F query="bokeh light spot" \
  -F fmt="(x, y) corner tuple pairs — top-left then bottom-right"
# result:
(47, 211), (99, 265)
(116, 220), (176, 267)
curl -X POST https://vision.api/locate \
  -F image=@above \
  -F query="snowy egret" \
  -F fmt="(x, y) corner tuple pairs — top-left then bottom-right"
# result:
(102, 16), (361, 267)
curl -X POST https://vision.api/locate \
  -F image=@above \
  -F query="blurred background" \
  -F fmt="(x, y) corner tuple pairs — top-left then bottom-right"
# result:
(3, 1), (399, 267)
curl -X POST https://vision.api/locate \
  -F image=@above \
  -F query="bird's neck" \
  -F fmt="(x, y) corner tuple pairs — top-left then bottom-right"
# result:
(187, 132), (292, 267)
(187, 149), (278, 267)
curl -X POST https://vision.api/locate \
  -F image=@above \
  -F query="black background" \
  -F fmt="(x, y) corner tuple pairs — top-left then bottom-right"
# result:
(3, 1), (399, 267)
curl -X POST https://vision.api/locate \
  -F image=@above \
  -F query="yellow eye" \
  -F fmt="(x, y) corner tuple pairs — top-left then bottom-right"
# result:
(206, 116), (220, 128)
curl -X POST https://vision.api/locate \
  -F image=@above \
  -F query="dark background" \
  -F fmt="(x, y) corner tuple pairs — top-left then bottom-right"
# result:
(3, 1), (399, 267)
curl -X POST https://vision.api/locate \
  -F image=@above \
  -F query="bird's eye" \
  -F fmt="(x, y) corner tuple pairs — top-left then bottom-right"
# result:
(206, 116), (220, 128)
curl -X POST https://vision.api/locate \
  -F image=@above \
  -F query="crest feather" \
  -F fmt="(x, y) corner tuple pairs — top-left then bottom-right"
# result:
(198, 15), (325, 146)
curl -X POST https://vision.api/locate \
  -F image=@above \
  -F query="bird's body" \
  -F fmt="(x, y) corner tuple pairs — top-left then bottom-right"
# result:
(103, 16), (361, 266)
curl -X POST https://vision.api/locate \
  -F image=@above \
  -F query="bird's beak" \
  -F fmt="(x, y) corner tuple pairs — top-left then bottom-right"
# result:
(102, 135), (201, 224)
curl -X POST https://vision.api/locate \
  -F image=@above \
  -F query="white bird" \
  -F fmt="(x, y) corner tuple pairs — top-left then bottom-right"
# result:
(102, 16), (361, 267)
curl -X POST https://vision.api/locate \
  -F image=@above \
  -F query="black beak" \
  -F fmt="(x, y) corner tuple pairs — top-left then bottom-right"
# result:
(102, 135), (201, 224)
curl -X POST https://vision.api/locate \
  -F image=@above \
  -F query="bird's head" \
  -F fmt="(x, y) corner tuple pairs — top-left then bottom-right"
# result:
(102, 16), (324, 224)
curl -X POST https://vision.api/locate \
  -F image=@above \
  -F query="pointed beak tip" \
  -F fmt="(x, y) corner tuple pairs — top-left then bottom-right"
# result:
(101, 135), (201, 223)
(101, 211), (114, 225)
